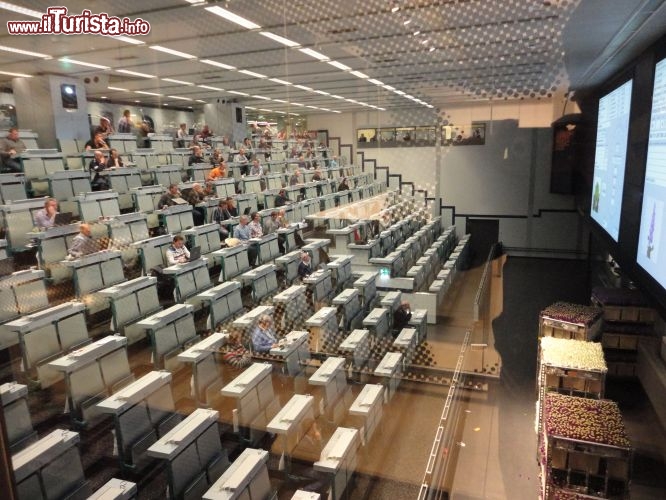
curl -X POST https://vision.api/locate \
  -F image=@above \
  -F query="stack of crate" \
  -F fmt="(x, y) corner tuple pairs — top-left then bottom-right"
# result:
(591, 287), (656, 377)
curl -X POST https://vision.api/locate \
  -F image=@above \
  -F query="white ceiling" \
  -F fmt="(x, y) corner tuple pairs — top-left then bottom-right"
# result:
(0, 0), (665, 115)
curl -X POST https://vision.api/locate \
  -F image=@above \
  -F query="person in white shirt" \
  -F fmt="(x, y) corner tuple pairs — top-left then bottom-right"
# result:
(166, 234), (190, 266)
(248, 212), (263, 238)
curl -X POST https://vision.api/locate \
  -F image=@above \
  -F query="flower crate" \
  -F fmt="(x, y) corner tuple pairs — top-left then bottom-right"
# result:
(540, 393), (632, 500)
(537, 337), (607, 434)
(540, 303), (603, 341)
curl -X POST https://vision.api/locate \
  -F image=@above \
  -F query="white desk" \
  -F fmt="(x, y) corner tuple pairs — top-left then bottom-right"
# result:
(270, 330), (310, 376)
(48, 335), (126, 374)
(203, 448), (270, 500)
(220, 363), (272, 399)
(97, 371), (172, 414)
(88, 479), (137, 500)
(313, 427), (359, 500)
(231, 305), (274, 330)
(266, 394), (314, 435)
(339, 329), (370, 369)
(147, 408), (218, 459)
(305, 307), (338, 351)
(374, 352), (403, 402)
(13, 429), (79, 482)
(348, 384), (384, 445)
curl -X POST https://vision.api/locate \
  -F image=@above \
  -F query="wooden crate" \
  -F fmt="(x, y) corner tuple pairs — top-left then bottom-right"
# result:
(540, 315), (602, 341)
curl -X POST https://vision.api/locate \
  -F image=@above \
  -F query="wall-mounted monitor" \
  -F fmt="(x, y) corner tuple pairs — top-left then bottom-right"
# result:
(590, 79), (633, 241)
(637, 57), (666, 289)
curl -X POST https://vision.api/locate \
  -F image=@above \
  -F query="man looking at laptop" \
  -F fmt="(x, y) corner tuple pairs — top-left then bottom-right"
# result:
(33, 198), (59, 230)
(166, 235), (190, 266)
(158, 184), (182, 209)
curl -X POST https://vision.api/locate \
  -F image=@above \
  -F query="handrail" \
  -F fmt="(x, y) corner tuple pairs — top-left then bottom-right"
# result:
(473, 242), (502, 321)
(417, 329), (471, 500)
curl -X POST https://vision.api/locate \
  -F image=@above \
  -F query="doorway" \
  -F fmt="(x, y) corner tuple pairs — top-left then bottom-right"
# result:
(466, 218), (499, 267)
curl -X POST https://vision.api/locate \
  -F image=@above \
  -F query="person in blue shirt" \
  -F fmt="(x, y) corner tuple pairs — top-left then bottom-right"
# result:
(251, 314), (278, 353)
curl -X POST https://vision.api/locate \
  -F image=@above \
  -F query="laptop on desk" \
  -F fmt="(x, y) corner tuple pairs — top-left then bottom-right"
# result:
(54, 212), (73, 226)
(188, 246), (201, 261)
(172, 197), (188, 205)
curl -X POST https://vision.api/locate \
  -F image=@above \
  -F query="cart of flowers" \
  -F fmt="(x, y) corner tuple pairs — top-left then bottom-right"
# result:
(539, 302), (603, 341)
(540, 393), (632, 500)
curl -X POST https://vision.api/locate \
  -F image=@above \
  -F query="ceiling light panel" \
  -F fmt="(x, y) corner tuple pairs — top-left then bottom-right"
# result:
(259, 31), (300, 47)
(205, 6), (261, 30)
(150, 45), (197, 59)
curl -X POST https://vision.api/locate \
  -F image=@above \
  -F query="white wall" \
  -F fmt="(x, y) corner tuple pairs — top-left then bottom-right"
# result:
(309, 99), (585, 257)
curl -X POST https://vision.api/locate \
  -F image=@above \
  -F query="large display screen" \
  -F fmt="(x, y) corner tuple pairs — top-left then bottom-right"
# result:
(637, 57), (666, 288)
(590, 80), (633, 241)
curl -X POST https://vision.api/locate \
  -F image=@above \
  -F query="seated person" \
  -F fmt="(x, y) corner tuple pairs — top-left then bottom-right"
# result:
(337, 177), (350, 191)
(251, 314), (278, 353)
(89, 150), (110, 190)
(248, 159), (263, 176)
(176, 123), (188, 148)
(311, 168), (323, 181)
(208, 161), (226, 181)
(263, 210), (280, 235)
(210, 148), (224, 166)
(233, 214), (258, 265)
(188, 145), (205, 166)
(226, 197), (239, 217)
(85, 132), (109, 150)
(221, 330), (251, 369)
(0, 127), (26, 173)
(393, 301), (412, 332)
(234, 148), (250, 176)
(298, 251), (313, 279)
(248, 212), (263, 239)
(68, 223), (96, 258)
(33, 198), (59, 230)
(166, 234), (190, 266)
(158, 183), (181, 209)
(186, 183), (206, 226)
(289, 169), (301, 186)
(212, 199), (232, 238)
(274, 189), (291, 207)
(108, 148), (124, 167)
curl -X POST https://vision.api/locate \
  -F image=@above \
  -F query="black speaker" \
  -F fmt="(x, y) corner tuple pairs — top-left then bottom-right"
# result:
(235, 107), (243, 123)
(60, 84), (78, 109)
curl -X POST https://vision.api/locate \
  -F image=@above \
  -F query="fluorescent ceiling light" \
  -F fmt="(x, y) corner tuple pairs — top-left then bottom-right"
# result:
(306, 105), (318, 109)
(383, 85), (396, 91)
(393, 90), (406, 95)
(117, 69), (155, 78)
(319, 108), (331, 112)
(272, 99), (287, 103)
(0, 2), (41, 18)
(252, 95), (271, 100)
(403, 19), (412, 25)
(0, 45), (51, 59)
(314, 90), (330, 95)
(150, 45), (197, 59)
(275, 110), (286, 114)
(198, 84), (224, 91)
(429, 47), (436, 52)
(112, 35), (145, 45)
(135, 90), (162, 96)
(246, 106), (257, 110)
(101, 96), (108, 99)
(330, 95), (344, 100)
(368, 79), (384, 85)
(327, 61), (351, 71)
(294, 84), (313, 91)
(288, 113), (299, 116)
(163, 103), (168, 106)
(299, 48), (329, 61)
(238, 69), (267, 79)
(162, 78), (194, 86)
(185, 0), (206, 4)
(290, 103), (304, 107)
(391, 6), (399, 13)
(421, 39), (429, 45)
(227, 90), (249, 96)
(259, 31), (300, 47)
(331, 110), (342, 114)
(167, 95), (192, 101)
(108, 86), (128, 91)
(205, 6), (261, 30)
(346, 99), (359, 104)
(0, 70), (31, 78)
(269, 78), (292, 86)
(350, 70), (369, 79)
(413, 30), (420, 36)
(259, 109), (273, 113)
(195, 99), (206, 103)
(200, 59), (236, 70)
(60, 58), (110, 70)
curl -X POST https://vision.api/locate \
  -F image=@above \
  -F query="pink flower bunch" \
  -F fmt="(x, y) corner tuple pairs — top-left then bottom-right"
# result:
(542, 302), (602, 326)
(544, 393), (630, 448)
